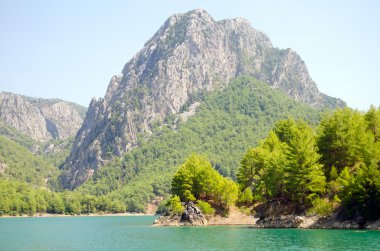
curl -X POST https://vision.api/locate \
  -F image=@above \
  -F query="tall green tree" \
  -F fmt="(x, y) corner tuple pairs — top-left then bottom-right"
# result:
(278, 120), (326, 205)
(317, 108), (376, 179)
(237, 131), (287, 201)
(365, 105), (380, 142)
(238, 119), (326, 206)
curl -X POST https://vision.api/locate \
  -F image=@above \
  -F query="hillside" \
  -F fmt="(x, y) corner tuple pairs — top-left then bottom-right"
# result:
(77, 76), (325, 212)
(62, 9), (344, 189)
(0, 136), (59, 188)
(0, 92), (87, 168)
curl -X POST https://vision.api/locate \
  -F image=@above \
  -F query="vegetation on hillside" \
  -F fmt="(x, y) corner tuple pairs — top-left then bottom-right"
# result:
(161, 107), (380, 222)
(0, 120), (38, 150)
(76, 76), (323, 212)
(0, 120), (74, 169)
(2, 75), (378, 221)
(0, 179), (126, 216)
(0, 136), (58, 187)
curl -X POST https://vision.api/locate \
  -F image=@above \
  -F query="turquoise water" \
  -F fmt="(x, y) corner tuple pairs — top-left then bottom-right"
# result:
(0, 216), (379, 251)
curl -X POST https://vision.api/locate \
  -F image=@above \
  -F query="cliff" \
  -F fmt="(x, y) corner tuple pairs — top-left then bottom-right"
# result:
(0, 92), (86, 142)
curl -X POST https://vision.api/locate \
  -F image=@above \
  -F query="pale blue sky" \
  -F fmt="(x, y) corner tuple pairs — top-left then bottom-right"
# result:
(0, 0), (379, 110)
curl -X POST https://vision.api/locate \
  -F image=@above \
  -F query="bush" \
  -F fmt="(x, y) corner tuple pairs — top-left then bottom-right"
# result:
(166, 195), (184, 215)
(196, 200), (215, 216)
(307, 198), (335, 217)
(237, 187), (253, 206)
(238, 206), (252, 216)
(0, 211), (4, 217)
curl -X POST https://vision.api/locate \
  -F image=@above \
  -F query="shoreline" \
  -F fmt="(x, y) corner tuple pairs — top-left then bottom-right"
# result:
(1, 212), (155, 218)
(3, 212), (380, 230)
(153, 205), (380, 230)
(154, 215), (380, 230)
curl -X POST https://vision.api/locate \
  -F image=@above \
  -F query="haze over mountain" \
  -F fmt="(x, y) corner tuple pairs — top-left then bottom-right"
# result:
(61, 9), (344, 189)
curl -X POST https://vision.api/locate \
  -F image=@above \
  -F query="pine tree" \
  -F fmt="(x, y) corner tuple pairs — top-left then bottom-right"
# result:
(317, 108), (376, 179)
(365, 105), (380, 142)
(277, 120), (326, 205)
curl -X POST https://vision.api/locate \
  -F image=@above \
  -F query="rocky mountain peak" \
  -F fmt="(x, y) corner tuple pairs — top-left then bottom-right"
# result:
(0, 92), (86, 141)
(61, 9), (345, 189)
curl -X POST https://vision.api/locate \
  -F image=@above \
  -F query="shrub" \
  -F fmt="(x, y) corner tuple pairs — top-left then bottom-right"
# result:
(237, 187), (253, 206)
(166, 195), (184, 215)
(307, 198), (335, 217)
(196, 200), (215, 216)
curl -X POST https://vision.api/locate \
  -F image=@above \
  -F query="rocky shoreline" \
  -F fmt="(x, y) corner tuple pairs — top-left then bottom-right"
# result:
(155, 214), (380, 229)
(254, 214), (380, 229)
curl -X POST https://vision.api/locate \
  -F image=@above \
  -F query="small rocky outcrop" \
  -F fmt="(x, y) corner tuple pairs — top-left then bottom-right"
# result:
(256, 215), (303, 228)
(0, 92), (86, 141)
(154, 202), (207, 226)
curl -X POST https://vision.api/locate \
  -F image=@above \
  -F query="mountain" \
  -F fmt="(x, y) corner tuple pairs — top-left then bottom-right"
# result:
(0, 92), (86, 142)
(62, 9), (344, 189)
(77, 76), (326, 212)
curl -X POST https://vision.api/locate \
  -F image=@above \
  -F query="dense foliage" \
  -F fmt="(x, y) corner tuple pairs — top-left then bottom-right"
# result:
(77, 76), (322, 212)
(0, 120), (74, 169)
(0, 136), (59, 187)
(237, 119), (326, 209)
(0, 179), (126, 216)
(171, 154), (238, 210)
(237, 107), (380, 221)
(318, 107), (380, 220)
(1, 75), (379, 220)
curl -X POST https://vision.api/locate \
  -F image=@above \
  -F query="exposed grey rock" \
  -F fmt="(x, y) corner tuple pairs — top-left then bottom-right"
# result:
(256, 215), (303, 228)
(62, 9), (345, 189)
(366, 219), (380, 230)
(154, 201), (207, 226)
(0, 92), (86, 141)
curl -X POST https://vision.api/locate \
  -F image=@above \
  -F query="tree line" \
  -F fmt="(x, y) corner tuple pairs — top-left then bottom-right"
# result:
(0, 180), (126, 216)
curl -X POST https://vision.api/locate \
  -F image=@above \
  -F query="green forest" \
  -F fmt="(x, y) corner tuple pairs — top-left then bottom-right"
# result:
(164, 107), (380, 221)
(0, 76), (379, 220)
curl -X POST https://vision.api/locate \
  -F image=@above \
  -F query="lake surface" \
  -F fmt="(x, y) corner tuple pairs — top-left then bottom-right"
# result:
(1, 216), (380, 250)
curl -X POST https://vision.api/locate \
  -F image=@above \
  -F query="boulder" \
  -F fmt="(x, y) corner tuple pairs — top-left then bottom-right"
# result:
(154, 201), (207, 226)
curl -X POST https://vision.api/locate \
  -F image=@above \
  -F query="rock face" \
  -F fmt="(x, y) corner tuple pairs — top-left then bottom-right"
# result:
(154, 202), (207, 226)
(0, 92), (86, 141)
(62, 9), (345, 189)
